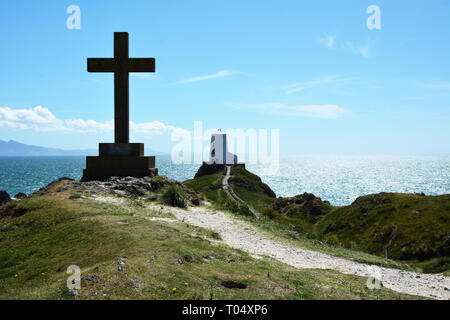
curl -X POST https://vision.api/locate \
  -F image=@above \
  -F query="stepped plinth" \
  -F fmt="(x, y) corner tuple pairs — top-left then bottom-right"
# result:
(81, 143), (157, 181)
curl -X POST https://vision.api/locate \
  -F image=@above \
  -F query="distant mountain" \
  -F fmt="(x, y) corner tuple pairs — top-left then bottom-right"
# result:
(0, 140), (98, 156)
(0, 140), (167, 156)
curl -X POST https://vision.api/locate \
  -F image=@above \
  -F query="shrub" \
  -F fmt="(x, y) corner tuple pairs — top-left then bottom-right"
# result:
(211, 232), (221, 240)
(223, 197), (253, 217)
(146, 193), (158, 202)
(237, 203), (253, 217)
(223, 197), (239, 212)
(161, 185), (187, 208)
(263, 207), (278, 220)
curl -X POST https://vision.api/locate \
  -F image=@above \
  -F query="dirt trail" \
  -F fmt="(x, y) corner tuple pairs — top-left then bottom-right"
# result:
(93, 195), (449, 300)
(145, 203), (450, 300)
(222, 166), (258, 218)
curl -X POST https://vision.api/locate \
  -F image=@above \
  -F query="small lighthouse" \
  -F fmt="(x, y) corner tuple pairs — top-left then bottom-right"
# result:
(208, 130), (238, 165)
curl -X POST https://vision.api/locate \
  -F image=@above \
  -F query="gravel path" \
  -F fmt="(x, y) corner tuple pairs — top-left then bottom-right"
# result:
(222, 166), (258, 218)
(145, 203), (450, 300)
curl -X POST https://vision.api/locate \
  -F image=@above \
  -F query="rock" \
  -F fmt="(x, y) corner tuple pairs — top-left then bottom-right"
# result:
(360, 206), (368, 213)
(68, 289), (78, 297)
(194, 162), (226, 178)
(178, 253), (193, 265)
(117, 258), (126, 271)
(13, 192), (27, 200)
(146, 256), (156, 264)
(0, 191), (11, 206)
(82, 274), (100, 282)
(191, 197), (200, 206)
(228, 177), (257, 192)
(324, 223), (337, 234)
(126, 277), (143, 290)
(220, 280), (247, 289)
(352, 193), (391, 206)
(275, 193), (326, 217)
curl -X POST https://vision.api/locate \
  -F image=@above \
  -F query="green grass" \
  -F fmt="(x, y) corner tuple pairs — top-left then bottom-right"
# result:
(183, 172), (223, 193)
(229, 167), (275, 213)
(183, 172), (234, 210)
(315, 193), (450, 273)
(184, 167), (450, 273)
(232, 186), (273, 214)
(0, 180), (423, 300)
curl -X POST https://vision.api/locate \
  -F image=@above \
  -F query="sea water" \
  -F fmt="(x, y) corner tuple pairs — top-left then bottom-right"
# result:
(0, 155), (449, 206)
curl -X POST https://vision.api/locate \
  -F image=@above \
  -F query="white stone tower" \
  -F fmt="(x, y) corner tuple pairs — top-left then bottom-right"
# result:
(208, 130), (238, 165)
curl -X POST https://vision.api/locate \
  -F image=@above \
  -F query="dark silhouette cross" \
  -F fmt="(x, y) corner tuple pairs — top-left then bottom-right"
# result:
(87, 32), (155, 143)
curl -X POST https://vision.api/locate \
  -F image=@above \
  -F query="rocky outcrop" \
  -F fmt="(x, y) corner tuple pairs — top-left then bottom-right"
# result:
(194, 162), (226, 178)
(70, 176), (202, 206)
(273, 192), (329, 217)
(228, 177), (257, 192)
(0, 191), (11, 206)
(352, 193), (391, 206)
(14, 193), (27, 200)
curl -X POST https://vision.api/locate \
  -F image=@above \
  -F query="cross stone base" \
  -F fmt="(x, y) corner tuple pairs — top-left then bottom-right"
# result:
(81, 143), (158, 181)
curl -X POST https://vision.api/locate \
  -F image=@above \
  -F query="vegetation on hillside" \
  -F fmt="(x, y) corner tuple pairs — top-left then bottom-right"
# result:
(186, 166), (450, 274)
(316, 193), (450, 273)
(0, 179), (419, 300)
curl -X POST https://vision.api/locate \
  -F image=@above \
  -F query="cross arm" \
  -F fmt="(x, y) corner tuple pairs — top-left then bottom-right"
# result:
(128, 58), (155, 72)
(87, 58), (115, 72)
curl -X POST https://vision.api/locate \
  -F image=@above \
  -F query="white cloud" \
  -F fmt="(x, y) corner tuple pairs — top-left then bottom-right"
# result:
(0, 105), (59, 124)
(131, 120), (189, 135)
(422, 81), (450, 91)
(317, 34), (374, 57)
(254, 103), (348, 119)
(346, 40), (373, 57)
(178, 70), (237, 83)
(317, 34), (336, 49)
(65, 119), (114, 132)
(0, 106), (188, 135)
(285, 75), (345, 94)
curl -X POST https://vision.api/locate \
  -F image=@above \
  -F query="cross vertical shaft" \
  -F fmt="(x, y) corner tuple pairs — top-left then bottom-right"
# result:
(114, 33), (129, 143)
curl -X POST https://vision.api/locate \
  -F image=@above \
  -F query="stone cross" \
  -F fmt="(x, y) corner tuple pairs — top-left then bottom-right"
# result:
(87, 32), (155, 143)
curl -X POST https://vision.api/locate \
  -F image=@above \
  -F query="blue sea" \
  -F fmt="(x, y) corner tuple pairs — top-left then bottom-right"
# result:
(0, 155), (449, 206)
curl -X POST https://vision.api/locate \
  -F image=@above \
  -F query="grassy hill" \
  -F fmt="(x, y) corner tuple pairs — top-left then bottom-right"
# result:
(316, 193), (450, 273)
(185, 166), (450, 274)
(0, 178), (418, 300)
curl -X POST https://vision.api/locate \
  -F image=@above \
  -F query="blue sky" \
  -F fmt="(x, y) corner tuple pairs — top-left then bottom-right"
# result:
(0, 0), (449, 155)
